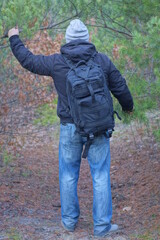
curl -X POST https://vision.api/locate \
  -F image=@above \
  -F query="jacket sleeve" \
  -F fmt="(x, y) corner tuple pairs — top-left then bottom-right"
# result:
(9, 35), (55, 76)
(108, 60), (134, 111)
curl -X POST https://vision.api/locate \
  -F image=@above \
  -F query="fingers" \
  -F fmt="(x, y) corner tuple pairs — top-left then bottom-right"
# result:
(123, 108), (134, 115)
(8, 27), (19, 38)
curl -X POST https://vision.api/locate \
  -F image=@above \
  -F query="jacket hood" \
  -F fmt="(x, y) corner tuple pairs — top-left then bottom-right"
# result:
(60, 39), (97, 62)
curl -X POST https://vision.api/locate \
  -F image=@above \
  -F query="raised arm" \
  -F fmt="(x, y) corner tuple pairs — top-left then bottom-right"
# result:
(8, 27), (55, 76)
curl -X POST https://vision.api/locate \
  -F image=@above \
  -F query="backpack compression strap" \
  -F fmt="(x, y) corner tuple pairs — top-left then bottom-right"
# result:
(82, 129), (113, 159)
(82, 133), (94, 158)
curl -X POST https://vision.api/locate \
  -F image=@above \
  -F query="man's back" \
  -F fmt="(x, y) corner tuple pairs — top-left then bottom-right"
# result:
(9, 37), (133, 123)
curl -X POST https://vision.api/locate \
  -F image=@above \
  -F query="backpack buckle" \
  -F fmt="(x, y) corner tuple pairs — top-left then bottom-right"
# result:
(89, 133), (94, 140)
(108, 129), (112, 137)
(105, 129), (113, 138)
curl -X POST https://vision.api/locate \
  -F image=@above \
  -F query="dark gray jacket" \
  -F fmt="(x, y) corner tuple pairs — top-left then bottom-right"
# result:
(9, 36), (133, 123)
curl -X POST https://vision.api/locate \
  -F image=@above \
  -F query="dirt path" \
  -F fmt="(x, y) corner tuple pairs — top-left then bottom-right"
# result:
(0, 122), (160, 240)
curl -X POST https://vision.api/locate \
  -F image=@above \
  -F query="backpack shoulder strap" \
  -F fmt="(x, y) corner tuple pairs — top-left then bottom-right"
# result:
(62, 54), (75, 69)
(86, 52), (97, 66)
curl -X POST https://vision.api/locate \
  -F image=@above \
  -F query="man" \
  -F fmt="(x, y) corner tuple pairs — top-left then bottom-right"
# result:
(8, 19), (133, 237)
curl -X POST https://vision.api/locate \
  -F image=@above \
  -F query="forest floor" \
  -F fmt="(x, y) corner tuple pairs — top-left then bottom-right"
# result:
(0, 115), (160, 240)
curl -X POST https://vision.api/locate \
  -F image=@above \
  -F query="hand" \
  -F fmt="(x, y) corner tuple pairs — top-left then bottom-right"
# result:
(8, 26), (19, 38)
(123, 108), (134, 115)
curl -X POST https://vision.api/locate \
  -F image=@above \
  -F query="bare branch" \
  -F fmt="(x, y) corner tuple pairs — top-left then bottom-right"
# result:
(86, 23), (133, 39)
(0, 13), (78, 41)
(100, 9), (132, 34)
(39, 14), (78, 30)
(68, 0), (79, 16)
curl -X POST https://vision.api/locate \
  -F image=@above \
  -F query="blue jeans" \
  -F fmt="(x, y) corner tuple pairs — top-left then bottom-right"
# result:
(59, 123), (112, 236)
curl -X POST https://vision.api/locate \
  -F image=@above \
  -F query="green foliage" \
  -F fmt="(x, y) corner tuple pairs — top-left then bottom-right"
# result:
(91, 0), (160, 127)
(7, 228), (22, 240)
(3, 150), (14, 166)
(153, 128), (160, 142)
(21, 169), (32, 178)
(0, 0), (51, 37)
(136, 234), (153, 240)
(34, 100), (58, 126)
(131, 226), (160, 239)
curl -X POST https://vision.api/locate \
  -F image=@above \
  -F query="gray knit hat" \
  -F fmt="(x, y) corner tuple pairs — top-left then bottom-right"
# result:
(65, 19), (89, 43)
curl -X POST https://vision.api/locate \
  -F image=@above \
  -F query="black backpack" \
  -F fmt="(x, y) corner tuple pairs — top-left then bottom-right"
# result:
(63, 53), (120, 158)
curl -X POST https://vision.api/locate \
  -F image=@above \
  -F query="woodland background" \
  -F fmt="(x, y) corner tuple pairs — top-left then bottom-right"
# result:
(0, 1), (160, 239)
